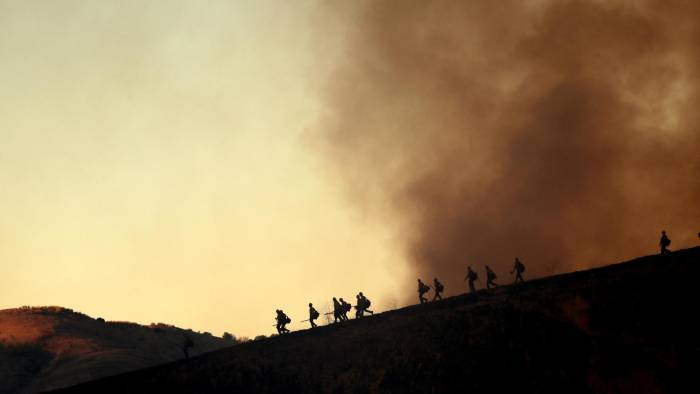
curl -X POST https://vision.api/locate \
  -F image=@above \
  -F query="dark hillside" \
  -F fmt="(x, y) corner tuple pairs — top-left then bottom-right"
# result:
(0, 307), (232, 394)
(52, 247), (700, 393)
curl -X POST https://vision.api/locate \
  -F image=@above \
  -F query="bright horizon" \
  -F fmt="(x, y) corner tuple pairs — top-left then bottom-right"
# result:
(0, 1), (411, 338)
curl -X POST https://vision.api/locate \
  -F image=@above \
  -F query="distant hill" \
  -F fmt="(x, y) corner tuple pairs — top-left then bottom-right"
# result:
(0, 307), (234, 394)
(50, 247), (700, 393)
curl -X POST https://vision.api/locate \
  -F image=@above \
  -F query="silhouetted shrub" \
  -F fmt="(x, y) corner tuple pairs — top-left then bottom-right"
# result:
(222, 332), (236, 342)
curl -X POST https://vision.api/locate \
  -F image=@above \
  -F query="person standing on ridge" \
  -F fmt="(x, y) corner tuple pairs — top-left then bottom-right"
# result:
(464, 266), (478, 293)
(433, 278), (444, 301)
(660, 230), (672, 254)
(511, 257), (525, 284)
(308, 303), (319, 328)
(485, 265), (499, 289)
(417, 279), (430, 304)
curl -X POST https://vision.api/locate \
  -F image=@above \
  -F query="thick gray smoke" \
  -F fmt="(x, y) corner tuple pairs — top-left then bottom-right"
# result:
(313, 0), (700, 293)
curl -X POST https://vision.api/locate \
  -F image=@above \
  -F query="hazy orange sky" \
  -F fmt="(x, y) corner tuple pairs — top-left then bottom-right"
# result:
(0, 1), (410, 338)
(3, 1), (699, 339)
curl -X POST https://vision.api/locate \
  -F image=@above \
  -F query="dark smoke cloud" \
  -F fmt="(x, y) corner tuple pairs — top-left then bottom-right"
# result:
(313, 0), (700, 294)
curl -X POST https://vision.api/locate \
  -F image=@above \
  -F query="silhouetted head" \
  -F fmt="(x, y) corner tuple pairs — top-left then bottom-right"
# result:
(662, 230), (667, 235)
(418, 279), (422, 283)
(333, 297), (337, 301)
(339, 298), (345, 302)
(309, 303), (313, 307)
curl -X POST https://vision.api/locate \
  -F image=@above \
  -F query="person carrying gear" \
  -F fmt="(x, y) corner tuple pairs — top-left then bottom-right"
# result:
(660, 230), (672, 254)
(332, 297), (342, 323)
(308, 303), (319, 328)
(464, 266), (478, 293)
(433, 278), (444, 301)
(355, 294), (365, 318)
(275, 309), (291, 334)
(417, 279), (430, 304)
(511, 257), (525, 284)
(354, 292), (374, 318)
(340, 298), (352, 320)
(360, 292), (373, 315)
(485, 265), (498, 289)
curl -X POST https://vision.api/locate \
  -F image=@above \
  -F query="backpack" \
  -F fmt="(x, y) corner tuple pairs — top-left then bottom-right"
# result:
(311, 309), (319, 319)
(364, 298), (371, 308)
(519, 263), (525, 272)
(436, 282), (444, 292)
(285, 316), (291, 324)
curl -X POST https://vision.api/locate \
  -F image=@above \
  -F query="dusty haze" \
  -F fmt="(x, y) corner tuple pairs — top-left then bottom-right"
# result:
(313, 0), (700, 295)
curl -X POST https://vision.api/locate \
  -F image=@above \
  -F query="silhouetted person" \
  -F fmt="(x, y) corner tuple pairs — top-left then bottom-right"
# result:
(352, 292), (373, 318)
(182, 334), (194, 358)
(464, 266), (478, 293)
(276, 309), (291, 334)
(433, 278), (444, 301)
(355, 294), (364, 318)
(660, 230), (671, 254)
(339, 298), (351, 321)
(360, 292), (373, 315)
(417, 279), (430, 304)
(308, 303), (319, 328)
(511, 257), (525, 284)
(485, 265), (498, 289)
(332, 297), (342, 323)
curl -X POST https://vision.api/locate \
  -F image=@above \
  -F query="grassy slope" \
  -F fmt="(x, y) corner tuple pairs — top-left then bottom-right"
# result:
(0, 308), (233, 394)
(51, 247), (700, 393)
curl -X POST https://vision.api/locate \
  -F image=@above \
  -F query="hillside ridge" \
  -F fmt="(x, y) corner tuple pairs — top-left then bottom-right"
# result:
(0, 306), (234, 394)
(51, 246), (700, 393)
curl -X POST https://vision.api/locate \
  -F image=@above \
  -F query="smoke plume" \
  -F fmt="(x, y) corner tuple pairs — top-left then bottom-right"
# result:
(313, 0), (700, 291)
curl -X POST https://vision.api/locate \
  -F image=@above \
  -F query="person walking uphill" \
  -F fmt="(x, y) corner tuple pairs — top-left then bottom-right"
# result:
(485, 265), (498, 289)
(275, 309), (291, 334)
(464, 266), (478, 293)
(511, 258), (525, 284)
(308, 303), (319, 328)
(332, 297), (343, 323)
(354, 292), (373, 318)
(433, 278), (444, 301)
(417, 279), (430, 304)
(660, 230), (671, 254)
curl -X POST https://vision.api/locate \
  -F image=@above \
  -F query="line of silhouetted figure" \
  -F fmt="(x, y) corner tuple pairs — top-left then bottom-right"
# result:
(417, 257), (525, 304)
(274, 230), (686, 334)
(274, 292), (374, 334)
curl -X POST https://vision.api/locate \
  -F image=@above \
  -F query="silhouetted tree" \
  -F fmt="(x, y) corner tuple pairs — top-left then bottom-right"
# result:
(222, 332), (236, 342)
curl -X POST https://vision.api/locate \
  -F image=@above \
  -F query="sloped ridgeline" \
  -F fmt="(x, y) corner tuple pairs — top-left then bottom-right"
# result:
(52, 247), (700, 393)
(0, 307), (233, 394)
